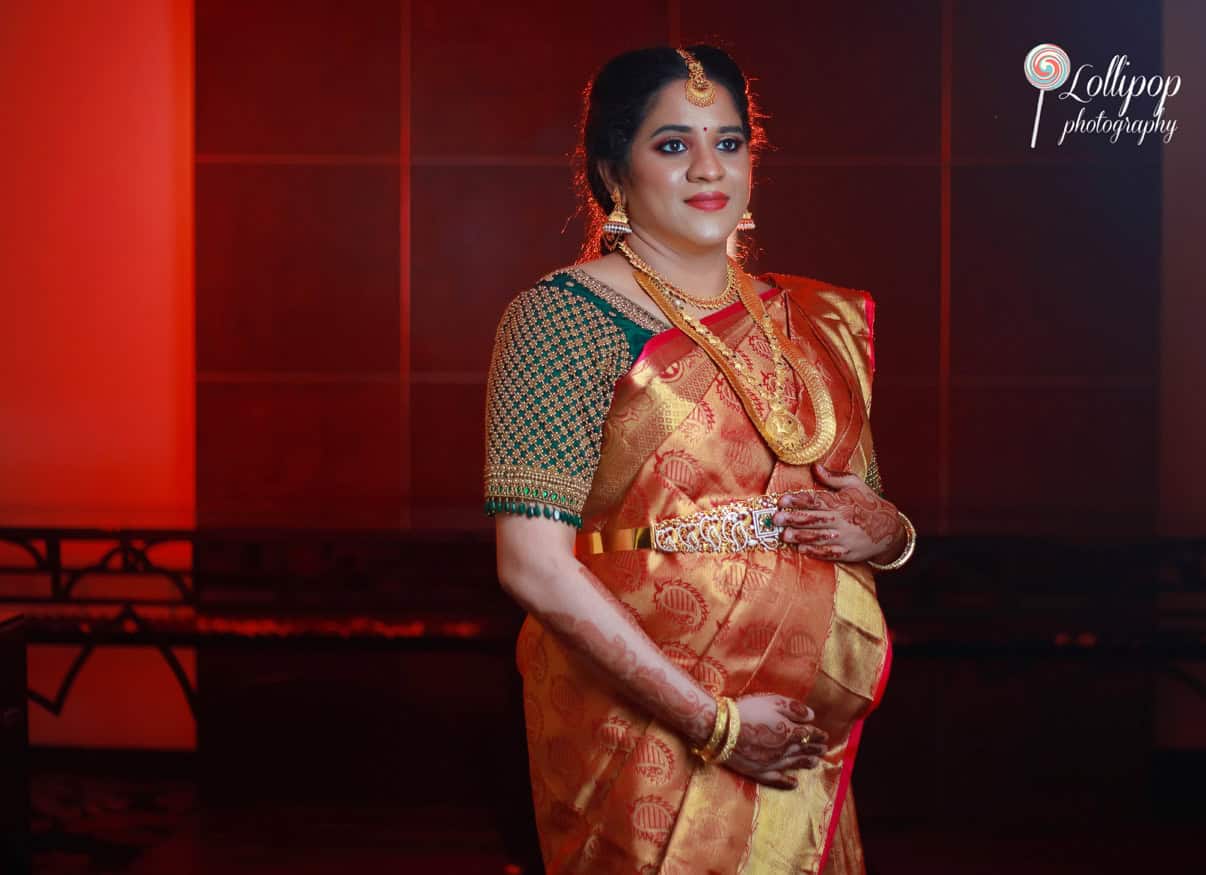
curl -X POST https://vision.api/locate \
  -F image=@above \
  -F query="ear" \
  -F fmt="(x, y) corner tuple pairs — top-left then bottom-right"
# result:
(598, 161), (622, 199)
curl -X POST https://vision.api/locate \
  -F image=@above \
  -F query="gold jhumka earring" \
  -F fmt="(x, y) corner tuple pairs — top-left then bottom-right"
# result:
(737, 209), (756, 231)
(602, 187), (632, 251)
(676, 48), (717, 107)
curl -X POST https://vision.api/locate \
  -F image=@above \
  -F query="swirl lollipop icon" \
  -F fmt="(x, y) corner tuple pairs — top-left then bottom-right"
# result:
(1024, 44), (1071, 148)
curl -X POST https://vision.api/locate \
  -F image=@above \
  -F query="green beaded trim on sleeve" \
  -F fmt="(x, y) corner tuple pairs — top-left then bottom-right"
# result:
(483, 498), (582, 529)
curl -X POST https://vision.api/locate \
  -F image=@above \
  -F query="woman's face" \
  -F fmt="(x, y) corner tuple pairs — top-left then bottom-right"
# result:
(619, 80), (751, 254)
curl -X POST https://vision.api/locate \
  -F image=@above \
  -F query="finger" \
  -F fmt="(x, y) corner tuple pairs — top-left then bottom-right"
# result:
(778, 698), (815, 724)
(783, 528), (838, 546)
(754, 770), (798, 791)
(812, 462), (863, 490)
(777, 726), (828, 754)
(777, 741), (807, 759)
(776, 740), (825, 760)
(784, 732), (828, 754)
(799, 544), (847, 560)
(773, 509), (838, 529)
(779, 753), (822, 771)
(780, 490), (822, 510)
(781, 527), (829, 549)
(799, 725), (829, 745)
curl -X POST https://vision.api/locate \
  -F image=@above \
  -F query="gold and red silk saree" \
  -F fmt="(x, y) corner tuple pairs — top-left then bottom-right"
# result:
(516, 275), (890, 874)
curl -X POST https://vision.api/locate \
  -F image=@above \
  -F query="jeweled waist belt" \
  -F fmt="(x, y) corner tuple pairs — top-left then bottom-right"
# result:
(575, 491), (813, 556)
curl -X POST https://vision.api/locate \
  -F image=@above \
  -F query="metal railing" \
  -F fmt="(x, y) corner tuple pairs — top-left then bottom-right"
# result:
(2, 526), (1204, 719)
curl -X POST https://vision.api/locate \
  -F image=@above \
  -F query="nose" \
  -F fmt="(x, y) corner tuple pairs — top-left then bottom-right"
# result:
(687, 145), (724, 184)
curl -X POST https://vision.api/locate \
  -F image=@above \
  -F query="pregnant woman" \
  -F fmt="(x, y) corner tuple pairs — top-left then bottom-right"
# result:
(484, 44), (915, 874)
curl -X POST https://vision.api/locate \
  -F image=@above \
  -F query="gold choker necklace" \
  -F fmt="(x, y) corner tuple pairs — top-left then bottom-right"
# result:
(617, 242), (738, 311)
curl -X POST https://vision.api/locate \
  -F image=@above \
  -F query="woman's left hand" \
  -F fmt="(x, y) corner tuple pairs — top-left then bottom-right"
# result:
(773, 462), (905, 564)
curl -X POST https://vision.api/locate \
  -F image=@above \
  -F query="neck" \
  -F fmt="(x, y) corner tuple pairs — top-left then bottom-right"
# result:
(623, 230), (731, 296)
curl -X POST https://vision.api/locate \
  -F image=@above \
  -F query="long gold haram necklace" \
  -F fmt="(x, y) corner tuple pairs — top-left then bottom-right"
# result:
(622, 255), (837, 465)
(618, 241), (739, 310)
(616, 245), (778, 397)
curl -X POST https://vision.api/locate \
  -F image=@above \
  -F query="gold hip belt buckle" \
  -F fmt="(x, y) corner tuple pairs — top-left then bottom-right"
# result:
(653, 492), (789, 553)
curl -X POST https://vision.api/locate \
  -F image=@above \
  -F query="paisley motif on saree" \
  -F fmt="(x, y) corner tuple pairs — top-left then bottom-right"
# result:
(518, 275), (891, 874)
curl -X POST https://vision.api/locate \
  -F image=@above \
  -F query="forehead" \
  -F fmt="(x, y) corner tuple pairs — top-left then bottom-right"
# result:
(637, 80), (743, 133)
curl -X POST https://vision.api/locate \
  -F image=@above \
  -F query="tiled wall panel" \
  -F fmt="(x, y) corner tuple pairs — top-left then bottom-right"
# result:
(197, 0), (400, 154)
(197, 164), (401, 374)
(197, 0), (403, 527)
(196, 0), (1162, 534)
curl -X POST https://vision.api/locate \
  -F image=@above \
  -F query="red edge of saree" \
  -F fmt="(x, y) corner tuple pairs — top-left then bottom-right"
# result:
(816, 636), (893, 874)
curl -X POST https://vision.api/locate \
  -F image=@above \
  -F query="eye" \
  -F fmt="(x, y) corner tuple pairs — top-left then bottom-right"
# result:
(656, 138), (687, 154)
(717, 137), (745, 153)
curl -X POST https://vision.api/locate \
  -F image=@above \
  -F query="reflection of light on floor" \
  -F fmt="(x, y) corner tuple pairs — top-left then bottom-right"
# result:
(194, 616), (485, 639)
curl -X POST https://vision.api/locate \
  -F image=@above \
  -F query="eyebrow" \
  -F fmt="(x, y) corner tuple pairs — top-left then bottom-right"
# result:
(648, 124), (745, 139)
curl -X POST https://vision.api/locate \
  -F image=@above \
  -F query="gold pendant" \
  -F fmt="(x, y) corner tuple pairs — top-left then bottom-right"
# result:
(765, 405), (805, 447)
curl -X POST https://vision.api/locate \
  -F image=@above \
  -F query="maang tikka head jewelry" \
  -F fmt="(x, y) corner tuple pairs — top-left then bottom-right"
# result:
(676, 48), (717, 107)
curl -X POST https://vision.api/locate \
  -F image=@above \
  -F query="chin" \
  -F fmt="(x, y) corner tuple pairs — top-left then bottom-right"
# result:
(674, 219), (736, 250)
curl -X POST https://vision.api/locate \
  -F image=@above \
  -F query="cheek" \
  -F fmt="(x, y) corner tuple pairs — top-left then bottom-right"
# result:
(634, 161), (681, 196)
(725, 156), (752, 187)
(628, 164), (683, 214)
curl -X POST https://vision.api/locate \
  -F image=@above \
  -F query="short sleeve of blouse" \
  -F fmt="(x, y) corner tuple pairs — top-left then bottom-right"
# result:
(483, 275), (657, 528)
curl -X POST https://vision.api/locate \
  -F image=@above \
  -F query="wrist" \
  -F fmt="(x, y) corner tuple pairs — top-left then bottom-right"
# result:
(867, 510), (916, 571)
(685, 696), (720, 751)
(691, 696), (740, 764)
(871, 519), (906, 564)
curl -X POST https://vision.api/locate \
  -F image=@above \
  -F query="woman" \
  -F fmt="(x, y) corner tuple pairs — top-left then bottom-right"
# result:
(484, 45), (914, 875)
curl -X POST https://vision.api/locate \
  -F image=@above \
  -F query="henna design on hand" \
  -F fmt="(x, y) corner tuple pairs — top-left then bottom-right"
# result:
(785, 528), (835, 545)
(812, 489), (897, 543)
(801, 544), (847, 559)
(734, 719), (798, 766)
(631, 665), (711, 722)
(562, 614), (638, 677)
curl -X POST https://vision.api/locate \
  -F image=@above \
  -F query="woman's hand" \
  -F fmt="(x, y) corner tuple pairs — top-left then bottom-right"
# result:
(773, 462), (905, 564)
(723, 694), (829, 790)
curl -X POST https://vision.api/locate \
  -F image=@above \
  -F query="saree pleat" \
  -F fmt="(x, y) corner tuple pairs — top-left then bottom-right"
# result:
(520, 277), (890, 874)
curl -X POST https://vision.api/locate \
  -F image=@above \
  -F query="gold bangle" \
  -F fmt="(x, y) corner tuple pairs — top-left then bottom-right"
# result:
(713, 697), (742, 764)
(691, 696), (730, 763)
(867, 510), (916, 571)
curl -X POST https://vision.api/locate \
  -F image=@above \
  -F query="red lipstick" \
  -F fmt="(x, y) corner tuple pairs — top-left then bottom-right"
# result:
(685, 192), (730, 211)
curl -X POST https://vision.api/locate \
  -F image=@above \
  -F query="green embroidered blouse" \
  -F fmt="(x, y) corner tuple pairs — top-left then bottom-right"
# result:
(483, 268), (670, 528)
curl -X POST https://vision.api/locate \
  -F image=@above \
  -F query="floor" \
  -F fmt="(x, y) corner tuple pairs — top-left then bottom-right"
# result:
(26, 761), (1203, 874)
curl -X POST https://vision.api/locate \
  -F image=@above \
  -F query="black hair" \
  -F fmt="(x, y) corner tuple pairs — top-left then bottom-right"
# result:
(575, 44), (766, 257)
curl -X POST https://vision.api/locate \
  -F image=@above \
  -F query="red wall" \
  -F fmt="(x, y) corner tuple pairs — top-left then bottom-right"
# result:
(0, 0), (197, 750)
(0, 0), (195, 529)
(193, 1), (1168, 536)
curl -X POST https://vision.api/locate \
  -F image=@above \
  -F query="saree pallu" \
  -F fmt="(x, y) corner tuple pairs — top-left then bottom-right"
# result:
(518, 277), (891, 874)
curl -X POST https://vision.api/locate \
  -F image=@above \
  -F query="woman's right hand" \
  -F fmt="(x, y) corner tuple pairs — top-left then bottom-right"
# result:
(723, 694), (829, 790)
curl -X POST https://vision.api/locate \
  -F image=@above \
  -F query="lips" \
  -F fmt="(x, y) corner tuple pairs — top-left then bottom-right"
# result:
(685, 192), (730, 211)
